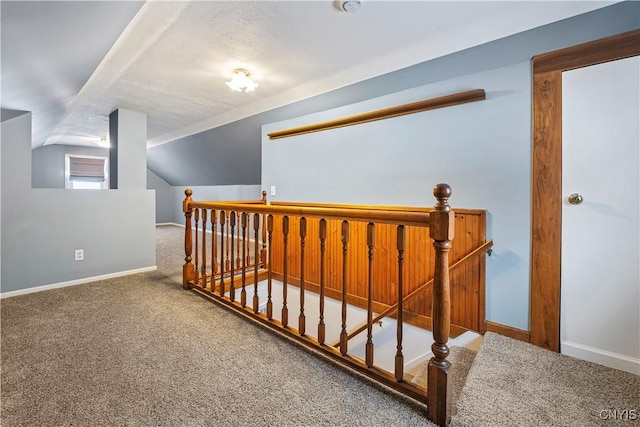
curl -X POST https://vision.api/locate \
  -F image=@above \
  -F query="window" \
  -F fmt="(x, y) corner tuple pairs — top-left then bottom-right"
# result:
(65, 155), (109, 189)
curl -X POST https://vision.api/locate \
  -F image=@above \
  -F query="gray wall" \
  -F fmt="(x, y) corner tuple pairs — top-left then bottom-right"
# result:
(261, 3), (640, 332)
(1, 110), (155, 293)
(147, 169), (172, 223)
(32, 144), (108, 188)
(169, 185), (262, 225)
(110, 109), (147, 189)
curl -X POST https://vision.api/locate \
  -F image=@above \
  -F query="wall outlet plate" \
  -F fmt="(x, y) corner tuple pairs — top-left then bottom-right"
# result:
(74, 249), (84, 261)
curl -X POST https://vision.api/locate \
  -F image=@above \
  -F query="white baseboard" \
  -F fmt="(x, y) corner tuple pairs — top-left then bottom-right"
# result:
(0, 266), (157, 299)
(156, 222), (182, 227)
(561, 340), (640, 375)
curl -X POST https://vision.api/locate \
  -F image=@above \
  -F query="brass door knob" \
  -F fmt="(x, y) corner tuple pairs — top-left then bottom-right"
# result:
(568, 193), (583, 205)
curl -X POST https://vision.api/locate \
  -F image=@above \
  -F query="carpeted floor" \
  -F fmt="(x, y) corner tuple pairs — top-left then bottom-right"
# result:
(1, 225), (435, 427)
(450, 332), (640, 427)
(3, 225), (638, 426)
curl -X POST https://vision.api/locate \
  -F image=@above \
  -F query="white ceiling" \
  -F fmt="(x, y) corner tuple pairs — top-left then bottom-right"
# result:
(1, 0), (616, 149)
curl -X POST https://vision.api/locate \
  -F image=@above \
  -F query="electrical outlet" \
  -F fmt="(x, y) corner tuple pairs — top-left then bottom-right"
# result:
(270, 185), (276, 196)
(74, 249), (84, 261)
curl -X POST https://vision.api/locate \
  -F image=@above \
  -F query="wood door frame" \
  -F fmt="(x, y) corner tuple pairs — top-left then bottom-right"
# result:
(530, 30), (640, 351)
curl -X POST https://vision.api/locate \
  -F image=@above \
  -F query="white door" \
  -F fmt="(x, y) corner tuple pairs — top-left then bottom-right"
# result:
(561, 56), (640, 375)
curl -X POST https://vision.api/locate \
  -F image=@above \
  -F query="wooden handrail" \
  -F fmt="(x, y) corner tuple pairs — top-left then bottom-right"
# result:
(338, 239), (494, 345)
(188, 201), (431, 227)
(267, 89), (486, 140)
(270, 200), (484, 215)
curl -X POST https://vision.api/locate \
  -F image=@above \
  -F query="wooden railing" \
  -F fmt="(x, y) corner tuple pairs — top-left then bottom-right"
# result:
(182, 184), (463, 426)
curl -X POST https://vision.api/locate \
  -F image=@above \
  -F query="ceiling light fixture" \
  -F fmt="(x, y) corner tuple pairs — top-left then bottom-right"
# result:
(97, 137), (110, 148)
(341, 0), (361, 13)
(226, 69), (259, 93)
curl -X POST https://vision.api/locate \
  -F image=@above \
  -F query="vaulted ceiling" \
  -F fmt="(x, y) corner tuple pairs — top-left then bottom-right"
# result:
(1, 1), (616, 149)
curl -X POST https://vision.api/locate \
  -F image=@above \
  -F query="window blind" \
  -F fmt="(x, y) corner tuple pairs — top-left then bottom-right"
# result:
(69, 156), (105, 181)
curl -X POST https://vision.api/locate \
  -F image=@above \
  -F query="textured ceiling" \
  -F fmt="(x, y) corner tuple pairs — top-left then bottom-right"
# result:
(1, 1), (616, 149)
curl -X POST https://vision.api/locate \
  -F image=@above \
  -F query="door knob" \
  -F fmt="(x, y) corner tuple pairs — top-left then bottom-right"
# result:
(568, 193), (583, 205)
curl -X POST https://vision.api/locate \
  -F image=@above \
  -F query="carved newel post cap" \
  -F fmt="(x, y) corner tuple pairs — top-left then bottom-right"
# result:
(262, 190), (267, 197)
(433, 183), (451, 205)
(185, 188), (193, 197)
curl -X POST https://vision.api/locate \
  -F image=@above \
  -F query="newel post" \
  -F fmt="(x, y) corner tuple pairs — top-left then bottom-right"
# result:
(183, 189), (195, 289)
(427, 183), (454, 426)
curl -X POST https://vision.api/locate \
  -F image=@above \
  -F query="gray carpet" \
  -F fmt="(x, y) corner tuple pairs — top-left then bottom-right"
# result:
(450, 332), (640, 427)
(5, 225), (638, 426)
(411, 346), (478, 420)
(1, 225), (435, 427)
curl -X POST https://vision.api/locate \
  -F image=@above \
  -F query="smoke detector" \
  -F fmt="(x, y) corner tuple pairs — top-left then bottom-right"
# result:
(341, 0), (361, 13)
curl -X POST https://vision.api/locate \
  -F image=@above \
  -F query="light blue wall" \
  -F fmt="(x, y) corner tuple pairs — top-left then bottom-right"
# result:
(263, 62), (531, 329)
(1, 111), (156, 293)
(260, 3), (640, 332)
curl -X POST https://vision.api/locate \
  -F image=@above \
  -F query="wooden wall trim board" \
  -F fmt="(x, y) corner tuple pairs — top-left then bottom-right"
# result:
(530, 30), (640, 351)
(267, 89), (486, 140)
(485, 321), (531, 343)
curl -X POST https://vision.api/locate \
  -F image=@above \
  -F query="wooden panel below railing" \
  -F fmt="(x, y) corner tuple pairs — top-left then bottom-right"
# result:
(267, 207), (486, 333)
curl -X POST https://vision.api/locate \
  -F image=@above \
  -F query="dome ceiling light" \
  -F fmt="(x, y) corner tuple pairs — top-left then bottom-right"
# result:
(341, 0), (362, 13)
(225, 69), (259, 93)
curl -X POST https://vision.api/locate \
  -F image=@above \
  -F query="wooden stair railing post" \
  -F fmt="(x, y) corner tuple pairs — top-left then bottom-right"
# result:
(299, 217), (307, 335)
(366, 222), (375, 368)
(282, 216), (289, 327)
(241, 212), (247, 307)
(229, 212), (236, 302)
(266, 215), (274, 319)
(194, 208), (200, 285)
(427, 183), (454, 427)
(339, 220), (350, 356)
(318, 218), (327, 345)
(182, 189), (194, 289)
(395, 225), (406, 381)
(253, 213), (260, 313)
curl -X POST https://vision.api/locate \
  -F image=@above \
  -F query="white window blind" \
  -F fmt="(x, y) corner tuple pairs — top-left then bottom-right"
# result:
(69, 156), (105, 182)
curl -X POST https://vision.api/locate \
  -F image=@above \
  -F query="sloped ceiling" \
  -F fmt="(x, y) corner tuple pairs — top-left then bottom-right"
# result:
(1, 1), (616, 150)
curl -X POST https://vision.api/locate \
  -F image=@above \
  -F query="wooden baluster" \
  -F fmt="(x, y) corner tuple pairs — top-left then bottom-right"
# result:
(427, 184), (454, 427)
(260, 191), (268, 267)
(201, 209), (208, 287)
(194, 208), (200, 286)
(236, 213), (241, 268)
(318, 218), (327, 345)
(366, 222), (375, 368)
(225, 220), (230, 271)
(299, 217), (307, 335)
(266, 215), (274, 320)
(219, 211), (226, 297)
(253, 213), (260, 313)
(282, 216), (289, 327)
(211, 210), (217, 291)
(229, 211), (236, 302)
(339, 220), (349, 356)
(241, 212), (247, 307)
(246, 220), (251, 267)
(182, 189), (194, 289)
(395, 225), (405, 381)
(261, 210), (267, 266)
